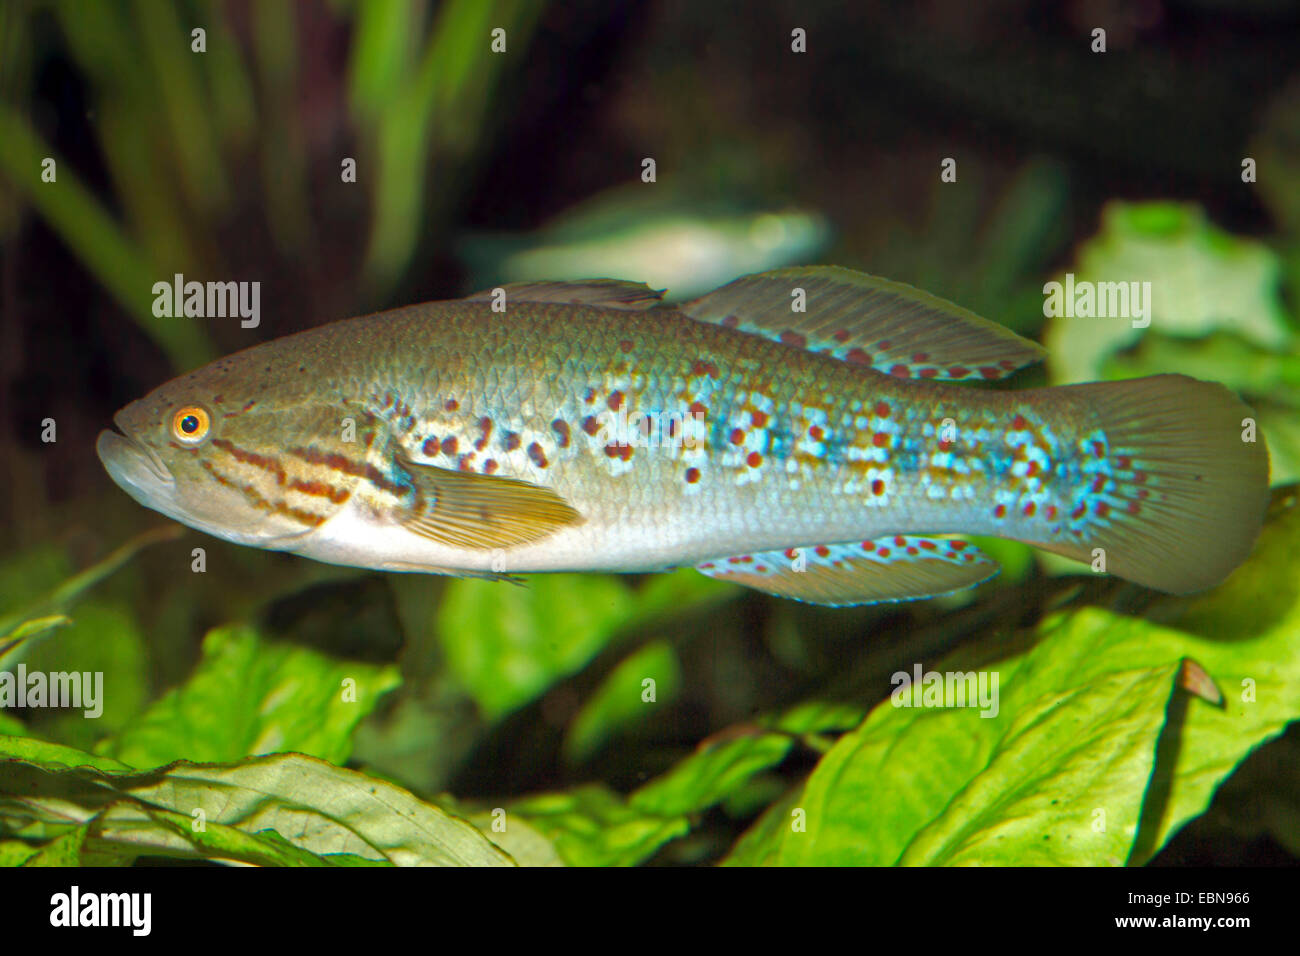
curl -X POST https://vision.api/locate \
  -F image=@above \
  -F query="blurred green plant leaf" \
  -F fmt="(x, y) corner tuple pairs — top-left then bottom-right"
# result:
(1046, 201), (1294, 386)
(563, 641), (681, 765)
(101, 624), (400, 768)
(504, 785), (689, 868)
(0, 741), (511, 866)
(22, 602), (149, 749)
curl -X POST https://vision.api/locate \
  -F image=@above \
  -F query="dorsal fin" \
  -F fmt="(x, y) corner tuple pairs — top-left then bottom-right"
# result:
(464, 279), (666, 311)
(681, 266), (1045, 381)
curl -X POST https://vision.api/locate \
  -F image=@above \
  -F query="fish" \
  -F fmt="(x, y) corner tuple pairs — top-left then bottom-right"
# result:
(458, 183), (831, 300)
(97, 267), (1271, 607)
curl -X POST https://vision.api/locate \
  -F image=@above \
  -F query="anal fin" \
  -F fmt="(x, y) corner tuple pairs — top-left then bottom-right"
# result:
(696, 536), (999, 607)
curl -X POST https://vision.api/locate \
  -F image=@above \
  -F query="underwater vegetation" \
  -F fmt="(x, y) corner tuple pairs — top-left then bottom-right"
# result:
(2, 2), (1300, 867)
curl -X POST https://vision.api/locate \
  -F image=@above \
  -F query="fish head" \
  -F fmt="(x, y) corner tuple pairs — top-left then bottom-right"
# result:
(97, 357), (364, 548)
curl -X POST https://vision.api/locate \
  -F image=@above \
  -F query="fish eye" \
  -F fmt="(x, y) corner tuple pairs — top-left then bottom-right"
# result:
(171, 405), (211, 444)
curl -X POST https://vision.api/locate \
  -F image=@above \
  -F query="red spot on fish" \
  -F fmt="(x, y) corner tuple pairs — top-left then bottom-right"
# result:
(581, 416), (600, 437)
(872, 432), (889, 448)
(483, 459), (498, 475)
(1091, 475), (1106, 493)
(444, 398), (459, 412)
(871, 479), (885, 495)
(878, 548), (891, 557)
(504, 431), (521, 451)
(815, 545), (831, 557)
(721, 315), (740, 328)
(1025, 461), (1039, 478)
(755, 565), (767, 573)
(1116, 455), (1132, 469)
(1133, 470), (1148, 483)
(1046, 505), (1058, 519)
(440, 436), (458, 456)
(1012, 414), (1027, 430)
(877, 340), (891, 350)
(729, 428), (746, 445)
(604, 442), (633, 461)
(845, 348), (871, 365)
(875, 401), (891, 418)
(860, 542), (874, 552)
(528, 442), (548, 468)
(746, 451), (763, 468)
(551, 419), (571, 448)
(700, 562), (715, 570)
(780, 330), (807, 348)
(1137, 488), (1150, 499)
(947, 366), (970, 378)
(619, 339), (634, 353)
(920, 539), (937, 550)
(1095, 502), (1110, 517)
(1126, 500), (1141, 514)
(750, 410), (768, 428)
(999, 359), (1018, 370)
(474, 417), (493, 451)
(950, 540), (968, 550)
(608, 390), (625, 411)
(994, 504), (1007, 518)
(963, 552), (976, 562)
(907, 546), (919, 555)
(584, 387), (597, 404)
(912, 352), (929, 362)
(894, 536), (906, 547)
(1024, 502), (1037, 517)
(689, 400), (708, 417)
(457, 454), (473, 472)
(809, 425), (825, 441)
(889, 364), (909, 378)
(1071, 503), (1087, 519)
(832, 329), (850, 343)
(685, 467), (701, 484)
(422, 436), (440, 456)
(979, 366), (1001, 380)
(1091, 441), (1105, 458)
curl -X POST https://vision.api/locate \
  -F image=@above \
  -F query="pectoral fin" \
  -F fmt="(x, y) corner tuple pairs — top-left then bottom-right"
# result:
(696, 536), (998, 607)
(395, 454), (583, 550)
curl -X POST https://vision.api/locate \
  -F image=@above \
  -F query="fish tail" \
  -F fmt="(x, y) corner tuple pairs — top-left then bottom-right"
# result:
(1031, 374), (1270, 593)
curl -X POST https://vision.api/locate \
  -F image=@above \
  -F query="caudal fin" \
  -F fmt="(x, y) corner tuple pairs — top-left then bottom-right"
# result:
(1033, 374), (1270, 594)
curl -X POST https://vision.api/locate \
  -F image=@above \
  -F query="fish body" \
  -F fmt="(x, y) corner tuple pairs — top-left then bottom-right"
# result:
(98, 268), (1271, 606)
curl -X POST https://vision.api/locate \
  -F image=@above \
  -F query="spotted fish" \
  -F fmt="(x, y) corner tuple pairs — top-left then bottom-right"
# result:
(97, 267), (1270, 606)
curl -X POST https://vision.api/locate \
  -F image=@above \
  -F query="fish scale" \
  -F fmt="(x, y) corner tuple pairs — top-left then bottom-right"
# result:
(97, 267), (1269, 606)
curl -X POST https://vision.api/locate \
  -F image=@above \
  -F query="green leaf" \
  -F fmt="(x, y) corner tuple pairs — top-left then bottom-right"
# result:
(101, 624), (400, 768)
(20, 822), (91, 866)
(0, 742), (512, 867)
(436, 574), (636, 719)
(897, 665), (1177, 864)
(563, 641), (681, 764)
(1045, 201), (1294, 386)
(506, 785), (689, 868)
(22, 602), (150, 748)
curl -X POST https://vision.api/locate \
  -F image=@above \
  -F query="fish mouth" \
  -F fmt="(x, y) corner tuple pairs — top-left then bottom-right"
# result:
(97, 418), (174, 490)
